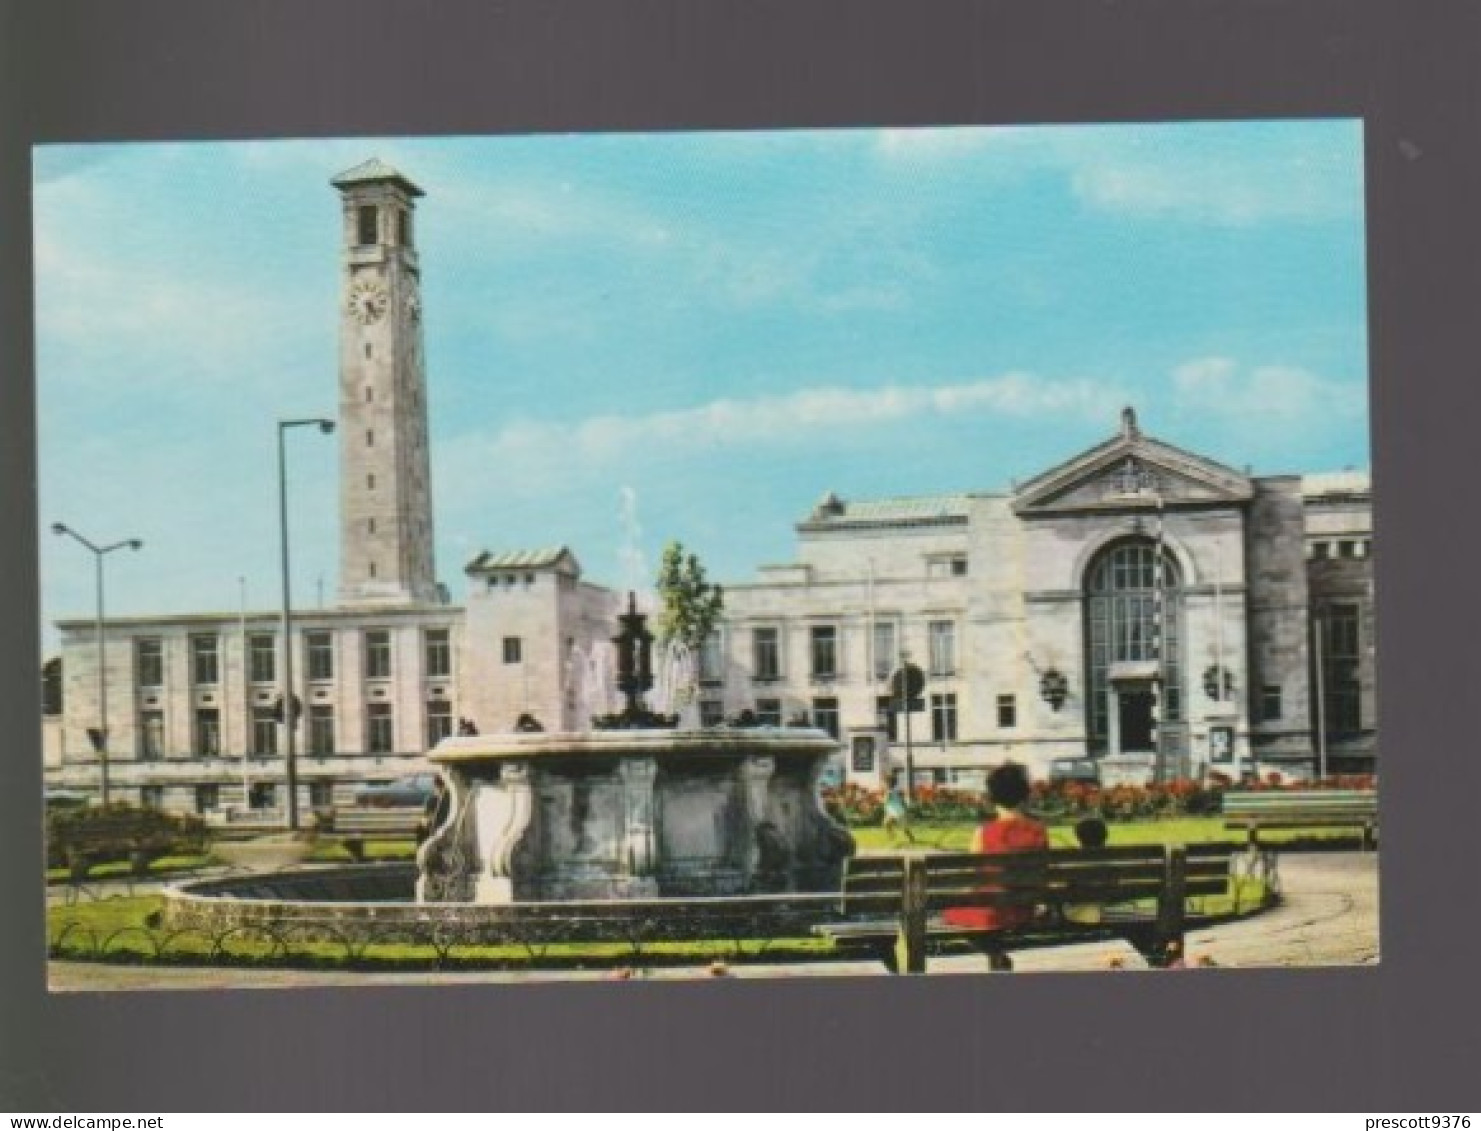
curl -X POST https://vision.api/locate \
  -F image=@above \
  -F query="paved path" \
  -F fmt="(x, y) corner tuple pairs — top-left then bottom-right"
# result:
(46, 852), (1378, 991)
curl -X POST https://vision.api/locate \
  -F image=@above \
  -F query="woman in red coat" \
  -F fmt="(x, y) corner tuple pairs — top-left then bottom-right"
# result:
(944, 762), (1047, 967)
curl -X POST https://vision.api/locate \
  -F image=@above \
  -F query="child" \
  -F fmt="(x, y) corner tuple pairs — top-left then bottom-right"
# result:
(881, 775), (915, 845)
(1063, 816), (1109, 925)
(944, 763), (1048, 968)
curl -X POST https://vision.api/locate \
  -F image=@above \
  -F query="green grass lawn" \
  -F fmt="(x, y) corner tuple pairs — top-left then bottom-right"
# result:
(850, 815), (1359, 853)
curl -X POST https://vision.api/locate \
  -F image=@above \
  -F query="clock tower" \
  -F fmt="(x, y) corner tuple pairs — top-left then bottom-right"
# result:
(332, 159), (438, 606)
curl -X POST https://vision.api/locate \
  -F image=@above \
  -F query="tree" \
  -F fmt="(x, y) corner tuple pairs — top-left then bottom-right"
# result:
(654, 541), (724, 654)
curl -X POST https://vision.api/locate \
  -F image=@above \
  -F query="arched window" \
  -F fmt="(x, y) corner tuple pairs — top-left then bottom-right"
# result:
(1083, 539), (1183, 752)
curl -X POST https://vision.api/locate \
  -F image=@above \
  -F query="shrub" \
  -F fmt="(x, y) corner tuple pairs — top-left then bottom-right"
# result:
(47, 803), (208, 876)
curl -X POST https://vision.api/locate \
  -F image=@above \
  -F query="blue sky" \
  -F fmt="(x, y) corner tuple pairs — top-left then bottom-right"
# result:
(34, 121), (1369, 646)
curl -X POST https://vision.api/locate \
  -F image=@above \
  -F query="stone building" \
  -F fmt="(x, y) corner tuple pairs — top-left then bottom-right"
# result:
(42, 159), (1376, 816)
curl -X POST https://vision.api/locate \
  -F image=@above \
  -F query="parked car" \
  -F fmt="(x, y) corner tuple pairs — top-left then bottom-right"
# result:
(1048, 757), (1101, 786)
(353, 773), (439, 809)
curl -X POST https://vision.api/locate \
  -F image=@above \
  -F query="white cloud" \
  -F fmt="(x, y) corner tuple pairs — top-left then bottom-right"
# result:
(1071, 158), (1351, 225)
(438, 371), (1124, 497)
(1171, 356), (1367, 421)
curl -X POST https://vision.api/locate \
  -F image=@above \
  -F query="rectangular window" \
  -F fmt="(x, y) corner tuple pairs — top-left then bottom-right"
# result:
(1261, 684), (1283, 723)
(812, 696), (840, 738)
(249, 782), (277, 811)
(357, 204), (378, 245)
(425, 699), (453, 749)
(753, 627), (780, 681)
(698, 632), (724, 685)
(997, 694), (1017, 729)
(928, 620), (957, 678)
(1338, 540), (1356, 559)
(365, 630), (392, 679)
(307, 632), (334, 682)
(1311, 541), (1331, 561)
(699, 699), (725, 728)
(136, 638), (164, 688)
(397, 208), (412, 247)
(139, 710), (164, 761)
(309, 781), (334, 811)
(851, 735), (877, 773)
(931, 693), (959, 742)
(308, 705), (336, 756)
(502, 637), (522, 665)
(927, 555), (968, 579)
(195, 708), (221, 757)
(252, 707), (278, 756)
(367, 703), (395, 754)
(424, 628), (452, 678)
(191, 635), (219, 685)
(872, 621), (896, 681)
(1323, 605), (1363, 734)
(876, 695), (899, 742)
(195, 784), (219, 814)
(249, 633), (276, 684)
(140, 785), (164, 810)
(755, 698), (783, 727)
(810, 625), (838, 680)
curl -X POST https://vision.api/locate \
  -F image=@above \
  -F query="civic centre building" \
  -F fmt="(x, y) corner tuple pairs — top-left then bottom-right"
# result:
(41, 160), (1376, 816)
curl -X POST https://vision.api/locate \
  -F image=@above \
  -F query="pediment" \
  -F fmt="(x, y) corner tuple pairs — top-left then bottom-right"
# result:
(1013, 426), (1252, 516)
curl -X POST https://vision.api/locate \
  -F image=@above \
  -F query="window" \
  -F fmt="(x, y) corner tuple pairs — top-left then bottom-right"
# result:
(927, 555), (968, 579)
(698, 632), (724, 685)
(851, 735), (877, 773)
(357, 204), (377, 245)
(997, 694), (1017, 729)
(1338, 540), (1357, 559)
(756, 698), (783, 727)
(502, 637), (522, 665)
(191, 635), (219, 685)
(136, 639), (163, 688)
(367, 703), (395, 754)
(309, 780), (335, 810)
(810, 625), (838, 680)
(195, 784), (219, 814)
(752, 627), (781, 681)
(1322, 605), (1363, 734)
(365, 630), (392, 679)
(249, 782), (277, 811)
(195, 709), (221, 757)
(928, 621), (956, 678)
(307, 632), (334, 681)
(875, 695), (899, 742)
(140, 785), (164, 810)
(397, 208), (412, 247)
(812, 696), (840, 738)
(1311, 541), (1331, 561)
(252, 707), (278, 756)
(366, 428), (374, 447)
(308, 705), (336, 756)
(424, 628), (452, 678)
(1261, 685), (1283, 723)
(139, 710), (164, 761)
(872, 621), (896, 681)
(425, 699), (453, 748)
(367, 473), (375, 490)
(931, 693), (958, 741)
(249, 633), (276, 684)
(699, 699), (725, 728)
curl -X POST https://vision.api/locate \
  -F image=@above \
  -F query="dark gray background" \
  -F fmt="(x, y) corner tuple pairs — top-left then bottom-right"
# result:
(2, 0), (1476, 1111)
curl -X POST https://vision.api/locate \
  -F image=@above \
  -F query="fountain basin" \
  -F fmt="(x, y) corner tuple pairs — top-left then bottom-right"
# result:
(417, 728), (854, 904)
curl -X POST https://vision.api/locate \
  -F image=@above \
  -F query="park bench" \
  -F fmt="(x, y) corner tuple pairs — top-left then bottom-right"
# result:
(816, 844), (1235, 973)
(1223, 790), (1378, 851)
(324, 806), (427, 860)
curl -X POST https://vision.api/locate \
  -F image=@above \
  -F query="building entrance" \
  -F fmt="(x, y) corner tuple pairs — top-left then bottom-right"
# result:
(1116, 686), (1155, 752)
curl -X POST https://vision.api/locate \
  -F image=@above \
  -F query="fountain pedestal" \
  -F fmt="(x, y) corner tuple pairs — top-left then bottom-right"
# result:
(417, 729), (853, 904)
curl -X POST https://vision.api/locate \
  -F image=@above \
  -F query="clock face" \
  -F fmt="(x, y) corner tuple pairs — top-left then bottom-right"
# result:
(347, 279), (389, 325)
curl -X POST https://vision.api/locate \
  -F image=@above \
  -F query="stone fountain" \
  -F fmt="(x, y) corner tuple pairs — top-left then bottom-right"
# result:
(417, 594), (853, 903)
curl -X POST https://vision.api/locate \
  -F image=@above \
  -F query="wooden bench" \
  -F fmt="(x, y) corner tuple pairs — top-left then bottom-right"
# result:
(817, 844), (1235, 973)
(325, 807), (427, 861)
(1223, 790), (1378, 851)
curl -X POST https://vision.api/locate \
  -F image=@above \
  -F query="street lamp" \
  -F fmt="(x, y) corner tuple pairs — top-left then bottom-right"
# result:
(51, 523), (143, 807)
(278, 417), (335, 831)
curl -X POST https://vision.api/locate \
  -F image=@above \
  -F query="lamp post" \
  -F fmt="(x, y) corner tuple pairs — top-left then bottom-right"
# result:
(51, 523), (143, 807)
(278, 417), (335, 831)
